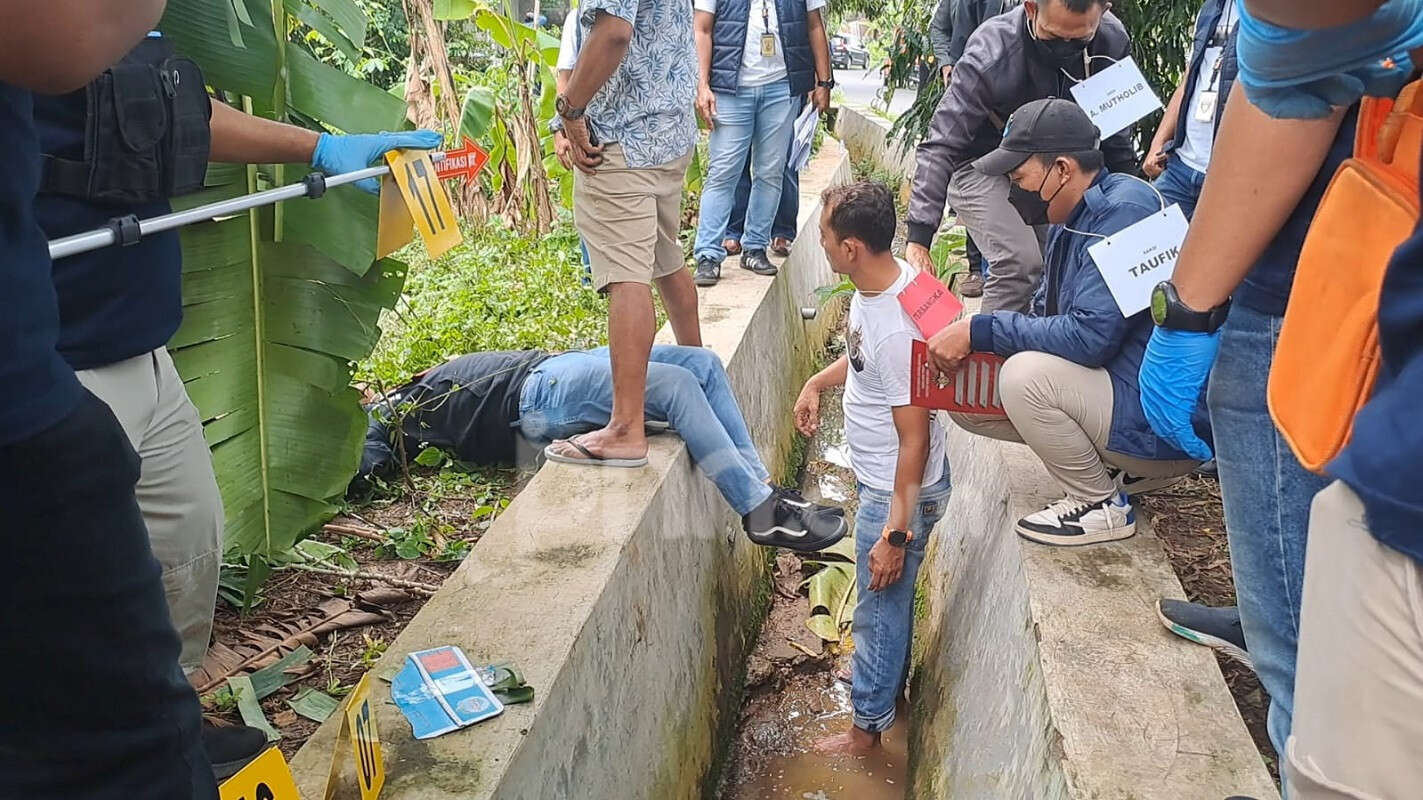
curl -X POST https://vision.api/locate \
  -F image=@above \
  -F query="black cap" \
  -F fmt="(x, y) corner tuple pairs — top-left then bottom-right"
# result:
(974, 98), (1101, 176)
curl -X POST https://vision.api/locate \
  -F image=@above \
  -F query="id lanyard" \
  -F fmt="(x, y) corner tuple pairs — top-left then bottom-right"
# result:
(760, 0), (776, 57)
(1059, 174), (1168, 241)
(1059, 52), (1117, 85)
(1195, 2), (1236, 121)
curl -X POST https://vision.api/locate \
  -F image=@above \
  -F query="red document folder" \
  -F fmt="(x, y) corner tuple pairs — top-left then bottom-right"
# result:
(910, 340), (1008, 416)
(896, 269), (964, 338)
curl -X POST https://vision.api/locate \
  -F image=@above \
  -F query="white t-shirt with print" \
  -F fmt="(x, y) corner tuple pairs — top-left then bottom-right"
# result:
(842, 259), (948, 493)
(693, 0), (827, 89)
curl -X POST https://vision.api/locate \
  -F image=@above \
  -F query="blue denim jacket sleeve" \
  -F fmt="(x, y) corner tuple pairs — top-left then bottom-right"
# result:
(979, 203), (1149, 366)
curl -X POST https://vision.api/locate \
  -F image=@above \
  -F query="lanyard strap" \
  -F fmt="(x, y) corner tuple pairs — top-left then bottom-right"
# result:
(762, 0), (770, 30)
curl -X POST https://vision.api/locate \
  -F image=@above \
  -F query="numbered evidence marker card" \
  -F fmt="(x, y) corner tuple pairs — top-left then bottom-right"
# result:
(384, 148), (463, 259)
(896, 268), (964, 338)
(346, 672), (386, 800)
(391, 645), (504, 740)
(1069, 56), (1162, 139)
(1087, 203), (1189, 318)
(219, 747), (301, 800)
(909, 340), (1007, 417)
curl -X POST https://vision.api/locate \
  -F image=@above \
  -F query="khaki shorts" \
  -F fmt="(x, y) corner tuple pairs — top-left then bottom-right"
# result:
(573, 143), (692, 292)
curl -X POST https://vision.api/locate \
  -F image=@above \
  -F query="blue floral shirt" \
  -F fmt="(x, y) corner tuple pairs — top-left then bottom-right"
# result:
(579, 0), (697, 168)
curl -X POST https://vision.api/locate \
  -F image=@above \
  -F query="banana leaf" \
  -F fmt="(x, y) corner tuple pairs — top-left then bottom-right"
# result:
(803, 561), (856, 644)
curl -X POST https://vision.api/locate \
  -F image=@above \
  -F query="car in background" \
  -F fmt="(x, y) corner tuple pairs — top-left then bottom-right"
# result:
(830, 35), (869, 69)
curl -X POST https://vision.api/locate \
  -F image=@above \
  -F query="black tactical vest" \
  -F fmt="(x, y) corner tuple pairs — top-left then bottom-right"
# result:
(40, 36), (212, 205)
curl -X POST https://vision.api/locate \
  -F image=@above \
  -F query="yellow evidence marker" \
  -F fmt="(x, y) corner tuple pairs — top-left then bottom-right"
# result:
(383, 148), (462, 259)
(219, 746), (302, 800)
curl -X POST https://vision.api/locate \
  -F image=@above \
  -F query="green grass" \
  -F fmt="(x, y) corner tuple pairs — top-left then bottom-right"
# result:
(358, 220), (609, 387)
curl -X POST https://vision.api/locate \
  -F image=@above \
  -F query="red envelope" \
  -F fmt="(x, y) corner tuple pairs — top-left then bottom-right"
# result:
(897, 269), (964, 338)
(910, 340), (1007, 417)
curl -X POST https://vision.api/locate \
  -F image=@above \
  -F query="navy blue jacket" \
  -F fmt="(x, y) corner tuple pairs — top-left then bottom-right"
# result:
(968, 171), (1205, 461)
(1167, 0), (1236, 156)
(709, 0), (815, 95)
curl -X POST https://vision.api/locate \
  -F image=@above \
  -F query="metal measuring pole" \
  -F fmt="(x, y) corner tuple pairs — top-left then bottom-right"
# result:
(47, 152), (446, 261)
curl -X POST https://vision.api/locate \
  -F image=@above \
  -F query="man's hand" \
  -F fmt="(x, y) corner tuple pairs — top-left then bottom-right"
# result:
(927, 317), (972, 375)
(905, 242), (935, 274)
(793, 380), (822, 437)
(868, 537), (906, 591)
(697, 84), (718, 127)
(553, 129), (574, 171)
(561, 116), (605, 174)
(940, 64), (952, 86)
(1142, 147), (1168, 179)
(311, 130), (443, 193)
(812, 85), (831, 112)
(1138, 327), (1219, 461)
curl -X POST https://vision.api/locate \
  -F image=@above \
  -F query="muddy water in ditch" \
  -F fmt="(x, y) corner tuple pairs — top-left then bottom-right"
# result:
(717, 390), (908, 800)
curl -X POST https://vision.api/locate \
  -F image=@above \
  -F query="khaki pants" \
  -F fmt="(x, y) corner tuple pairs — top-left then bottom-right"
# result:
(947, 166), (1047, 314)
(1287, 481), (1423, 799)
(574, 143), (693, 292)
(77, 347), (223, 673)
(949, 351), (1198, 501)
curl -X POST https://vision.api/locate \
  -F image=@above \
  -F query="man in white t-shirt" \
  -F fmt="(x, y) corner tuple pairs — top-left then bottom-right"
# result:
(690, 0), (833, 286)
(794, 181), (951, 756)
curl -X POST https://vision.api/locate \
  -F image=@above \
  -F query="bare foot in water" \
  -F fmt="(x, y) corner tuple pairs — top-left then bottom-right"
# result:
(813, 726), (879, 757)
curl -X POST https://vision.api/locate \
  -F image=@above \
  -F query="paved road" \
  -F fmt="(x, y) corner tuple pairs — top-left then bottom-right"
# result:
(837, 66), (915, 118)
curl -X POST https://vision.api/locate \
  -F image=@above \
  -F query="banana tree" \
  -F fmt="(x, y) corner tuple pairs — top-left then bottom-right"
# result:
(159, 0), (411, 564)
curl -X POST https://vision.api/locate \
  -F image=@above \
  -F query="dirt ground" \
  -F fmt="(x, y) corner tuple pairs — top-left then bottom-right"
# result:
(203, 464), (528, 759)
(1138, 475), (1279, 782)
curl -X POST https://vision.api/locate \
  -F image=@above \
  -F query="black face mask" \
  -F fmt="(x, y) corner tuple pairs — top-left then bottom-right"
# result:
(1008, 165), (1067, 226)
(1028, 13), (1093, 67)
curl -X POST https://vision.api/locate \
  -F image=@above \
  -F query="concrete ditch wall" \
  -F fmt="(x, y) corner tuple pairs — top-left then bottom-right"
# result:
(289, 140), (852, 800)
(836, 101), (1278, 799)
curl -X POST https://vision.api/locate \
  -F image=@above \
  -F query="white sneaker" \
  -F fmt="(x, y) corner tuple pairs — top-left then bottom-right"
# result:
(1107, 467), (1184, 497)
(1016, 492), (1136, 546)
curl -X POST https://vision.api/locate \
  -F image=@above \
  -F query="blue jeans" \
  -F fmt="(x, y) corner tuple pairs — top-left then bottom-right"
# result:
(517, 346), (774, 515)
(693, 80), (796, 262)
(1153, 154), (1208, 220)
(850, 463), (952, 733)
(1207, 303), (1329, 761)
(727, 94), (805, 244)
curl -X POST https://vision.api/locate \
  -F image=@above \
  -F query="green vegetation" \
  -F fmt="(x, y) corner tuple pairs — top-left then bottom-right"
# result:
(359, 222), (607, 388)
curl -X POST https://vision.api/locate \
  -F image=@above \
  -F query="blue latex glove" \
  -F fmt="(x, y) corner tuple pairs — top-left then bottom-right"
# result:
(311, 130), (443, 194)
(1138, 326), (1219, 461)
(1237, 0), (1423, 119)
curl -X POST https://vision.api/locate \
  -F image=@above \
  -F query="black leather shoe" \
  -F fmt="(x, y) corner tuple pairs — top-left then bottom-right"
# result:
(740, 249), (778, 276)
(203, 722), (269, 781)
(693, 257), (721, 287)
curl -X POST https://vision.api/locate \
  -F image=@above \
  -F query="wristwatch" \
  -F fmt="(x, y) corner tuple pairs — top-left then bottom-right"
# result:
(816, 77), (836, 89)
(555, 94), (586, 121)
(1150, 281), (1230, 333)
(881, 527), (911, 547)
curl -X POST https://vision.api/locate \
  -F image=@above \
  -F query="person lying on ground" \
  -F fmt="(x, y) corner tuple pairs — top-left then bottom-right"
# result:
(794, 181), (952, 757)
(354, 345), (847, 552)
(928, 99), (1206, 548)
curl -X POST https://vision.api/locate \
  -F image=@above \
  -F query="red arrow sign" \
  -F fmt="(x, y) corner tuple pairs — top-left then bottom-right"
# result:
(433, 136), (490, 182)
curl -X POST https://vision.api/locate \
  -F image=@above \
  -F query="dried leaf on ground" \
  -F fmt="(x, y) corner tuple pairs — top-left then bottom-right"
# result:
(287, 687), (342, 723)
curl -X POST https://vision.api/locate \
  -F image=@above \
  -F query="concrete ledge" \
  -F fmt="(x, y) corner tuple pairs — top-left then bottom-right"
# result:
(833, 101), (916, 182)
(908, 397), (1279, 800)
(289, 140), (851, 799)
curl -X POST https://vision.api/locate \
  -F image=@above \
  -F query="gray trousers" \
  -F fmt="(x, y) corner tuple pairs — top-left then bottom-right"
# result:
(1287, 481), (1423, 799)
(78, 347), (223, 673)
(947, 167), (1047, 313)
(949, 351), (1198, 502)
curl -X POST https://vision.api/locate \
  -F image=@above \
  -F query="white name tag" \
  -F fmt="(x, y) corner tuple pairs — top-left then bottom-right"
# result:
(1069, 56), (1162, 139)
(1087, 204), (1189, 317)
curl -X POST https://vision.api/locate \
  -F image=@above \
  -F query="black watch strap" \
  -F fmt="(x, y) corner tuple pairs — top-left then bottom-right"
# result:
(1151, 281), (1230, 333)
(817, 77), (836, 89)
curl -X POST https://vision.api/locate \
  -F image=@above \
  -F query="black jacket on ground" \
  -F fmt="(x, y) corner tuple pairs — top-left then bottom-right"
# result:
(907, 5), (1136, 247)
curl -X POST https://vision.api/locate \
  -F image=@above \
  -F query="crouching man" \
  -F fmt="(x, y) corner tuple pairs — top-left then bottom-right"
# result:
(929, 99), (1204, 547)
(795, 182), (952, 755)
(355, 345), (846, 552)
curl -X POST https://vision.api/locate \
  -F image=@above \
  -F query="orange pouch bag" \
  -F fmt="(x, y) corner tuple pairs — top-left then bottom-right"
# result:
(1268, 83), (1422, 473)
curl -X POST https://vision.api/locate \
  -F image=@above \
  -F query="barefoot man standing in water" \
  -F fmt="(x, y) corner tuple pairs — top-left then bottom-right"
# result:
(794, 182), (951, 755)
